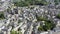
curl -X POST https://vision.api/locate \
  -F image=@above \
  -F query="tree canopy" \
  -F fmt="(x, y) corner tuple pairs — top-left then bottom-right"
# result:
(56, 14), (60, 19)
(0, 12), (5, 20)
(38, 20), (56, 31)
(10, 30), (22, 34)
(13, 0), (48, 7)
(54, 0), (59, 5)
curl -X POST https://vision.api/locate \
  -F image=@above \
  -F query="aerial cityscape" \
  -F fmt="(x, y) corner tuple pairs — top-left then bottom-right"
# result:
(0, 0), (60, 34)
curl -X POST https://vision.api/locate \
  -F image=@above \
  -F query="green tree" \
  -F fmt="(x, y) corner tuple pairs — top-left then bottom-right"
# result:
(44, 20), (55, 30)
(14, 0), (48, 7)
(36, 16), (47, 21)
(38, 20), (56, 31)
(18, 20), (22, 23)
(54, 0), (59, 5)
(10, 30), (22, 34)
(38, 26), (44, 31)
(56, 14), (60, 19)
(0, 12), (5, 20)
(10, 30), (16, 34)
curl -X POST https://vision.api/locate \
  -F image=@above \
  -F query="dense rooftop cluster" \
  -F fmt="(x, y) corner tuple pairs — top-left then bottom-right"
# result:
(0, 0), (60, 34)
(0, 5), (60, 34)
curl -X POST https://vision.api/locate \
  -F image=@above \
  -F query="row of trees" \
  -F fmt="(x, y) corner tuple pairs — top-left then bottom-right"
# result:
(13, 0), (60, 7)
(14, 0), (48, 7)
